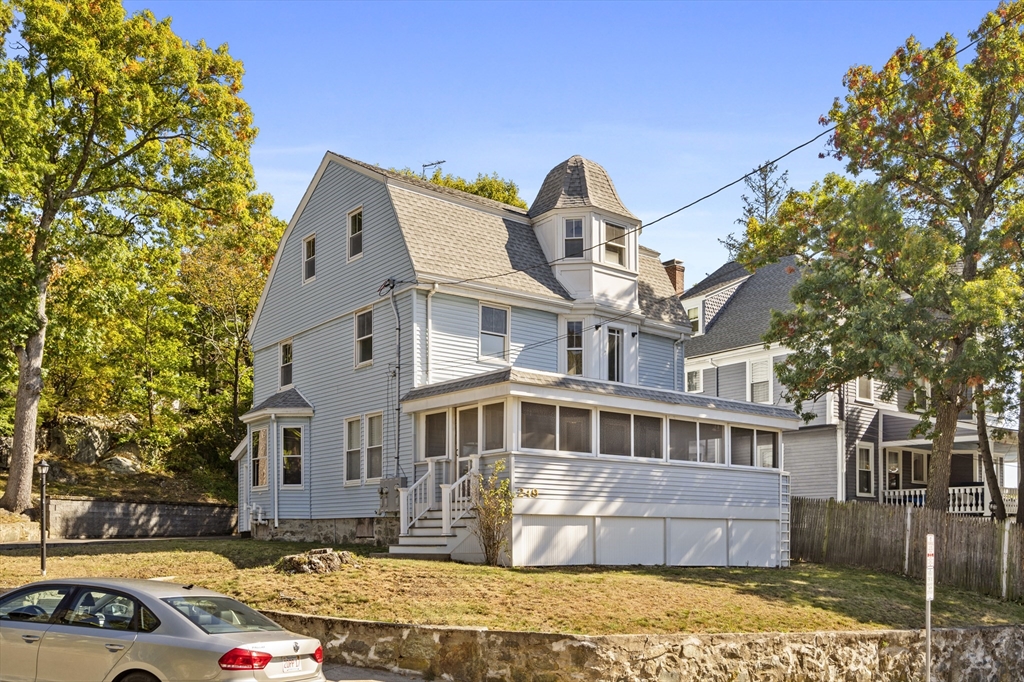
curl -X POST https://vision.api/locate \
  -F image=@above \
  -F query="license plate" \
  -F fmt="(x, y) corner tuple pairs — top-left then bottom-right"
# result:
(282, 656), (301, 673)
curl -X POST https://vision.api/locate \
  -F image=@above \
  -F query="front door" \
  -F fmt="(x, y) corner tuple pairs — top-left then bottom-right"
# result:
(456, 407), (479, 478)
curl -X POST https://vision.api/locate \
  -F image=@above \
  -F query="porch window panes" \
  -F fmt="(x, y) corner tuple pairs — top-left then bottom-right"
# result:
(604, 223), (626, 266)
(559, 407), (591, 453)
(750, 360), (770, 404)
(251, 429), (267, 487)
(566, 321), (583, 375)
(356, 310), (373, 365)
(564, 218), (584, 258)
(303, 235), (316, 282)
(280, 342), (293, 387)
(731, 427), (754, 466)
(483, 403), (504, 451)
(367, 415), (383, 479)
(634, 415), (662, 458)
(669, 419), (698, 461)
(699, 423), (724, 464)
(686, 370), (701, 393)
(425, 413), (447, 458)
(282, 427), (302, 486)
(857, 445), (873, 495)
(886, 450), (901, 489)
(480, 306), (509, 360)
(521, 402), (556, 450)
(599, 411), (631, 456)
(458, 408), (479, 457)
(607, 328), (623, 382)
(349, 210), (363, 258)
(346, 418), (361, 481)
(756, 431), (778, 468)
(912, 451), (927, 484)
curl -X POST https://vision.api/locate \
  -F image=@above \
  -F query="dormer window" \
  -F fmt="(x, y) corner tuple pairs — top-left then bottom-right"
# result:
(687, 306), (700, 333)
(604, 224), (626, 266)
(564, 219), (584, 258)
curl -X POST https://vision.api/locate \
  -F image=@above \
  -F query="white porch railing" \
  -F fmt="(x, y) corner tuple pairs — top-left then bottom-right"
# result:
(399, 459), (435, 536)
(440, 454), (480, 535)
(883, 485), (1019, 516)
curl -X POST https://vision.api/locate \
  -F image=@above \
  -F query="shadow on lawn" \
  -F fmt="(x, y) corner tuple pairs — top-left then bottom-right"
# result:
(512, 562), (1015, 631)
(0, 538), (377, 571)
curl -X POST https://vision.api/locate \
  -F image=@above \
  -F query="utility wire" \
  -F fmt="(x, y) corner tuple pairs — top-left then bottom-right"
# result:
(434, 9), (1021, 289)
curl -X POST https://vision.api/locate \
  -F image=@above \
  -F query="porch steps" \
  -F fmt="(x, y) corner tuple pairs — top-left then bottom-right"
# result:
(385, 510), (477, 560)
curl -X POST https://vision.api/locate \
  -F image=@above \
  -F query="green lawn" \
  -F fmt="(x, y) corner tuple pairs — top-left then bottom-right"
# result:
(1, 539), (1021, 635)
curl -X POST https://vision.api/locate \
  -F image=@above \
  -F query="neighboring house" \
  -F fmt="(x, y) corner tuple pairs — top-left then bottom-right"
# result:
(682, 259), (1019, 516)
(234, 152), (801, 567)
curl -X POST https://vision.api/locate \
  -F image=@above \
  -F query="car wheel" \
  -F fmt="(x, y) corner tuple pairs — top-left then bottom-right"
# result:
(119, 672), (159, 682)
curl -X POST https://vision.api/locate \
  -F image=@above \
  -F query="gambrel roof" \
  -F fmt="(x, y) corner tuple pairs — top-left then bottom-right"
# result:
(686, 256), (801, 357)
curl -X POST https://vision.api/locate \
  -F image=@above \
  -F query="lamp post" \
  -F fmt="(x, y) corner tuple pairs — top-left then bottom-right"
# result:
(37, 460), (49, 576)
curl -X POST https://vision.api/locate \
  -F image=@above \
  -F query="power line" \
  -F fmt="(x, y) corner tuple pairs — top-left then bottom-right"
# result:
(437, 10), (1020, 289)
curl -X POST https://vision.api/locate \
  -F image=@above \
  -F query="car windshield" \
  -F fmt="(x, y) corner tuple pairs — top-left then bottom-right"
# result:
(163, 596), (284, 634)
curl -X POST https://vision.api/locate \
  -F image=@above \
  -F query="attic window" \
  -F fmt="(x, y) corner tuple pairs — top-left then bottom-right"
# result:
(687, 306), (700, 333)
(349, 210), (363, 259)
(564, 218), (584, 258)
(604, 224), (626, 266)
(303, 235), (316, 282)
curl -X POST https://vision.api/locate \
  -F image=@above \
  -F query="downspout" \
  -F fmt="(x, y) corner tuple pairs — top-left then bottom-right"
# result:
(709, 357), (720, 397)
(836, 384), (846, 502)
(426, 283), (437, 384)
(271, 413), (279, 528)
(388, 280), (405, 479)
(673, 340), (681, 392)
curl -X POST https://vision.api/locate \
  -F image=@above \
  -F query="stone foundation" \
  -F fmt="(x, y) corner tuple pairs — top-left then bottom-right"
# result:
(252, 516), (399, 546)
(265, 610), (1024, 682)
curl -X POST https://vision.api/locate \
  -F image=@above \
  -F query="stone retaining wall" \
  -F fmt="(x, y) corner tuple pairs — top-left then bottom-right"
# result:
(265, 610), (1024, 682)
(47, 497), (236, 538)
(0, 521), (40, 543)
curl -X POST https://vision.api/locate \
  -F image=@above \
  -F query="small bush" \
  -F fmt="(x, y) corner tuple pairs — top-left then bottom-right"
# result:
(470, 459), (513, 567)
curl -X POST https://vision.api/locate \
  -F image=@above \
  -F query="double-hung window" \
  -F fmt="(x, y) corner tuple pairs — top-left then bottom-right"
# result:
(566, 320), (583, 375)
(346, 418), (362, 483)
(366, 414), (383, 480)
(856, 376), (873, 402)
(480, 305), (509, 361)
(686, 369), (702, 393)
(607, 328), (623, 382)
(564, 218), (584, 258)
(604, 223), (626, 266)
(355, 309), (373, 366)
(912, 450), (928, 484)
(251, 428), (268, 487)
(280, 342), (293, 388)
(750, 359), (770, 404)
(282, 427), (302, 486)
(857, 443), (874, 496)
(687, 306), (700, 333)
(349, 210), (363, 259)
(302, 235), (316, 282)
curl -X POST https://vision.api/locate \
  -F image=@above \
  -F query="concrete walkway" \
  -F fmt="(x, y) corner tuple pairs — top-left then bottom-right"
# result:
(324, 664), (421, 681)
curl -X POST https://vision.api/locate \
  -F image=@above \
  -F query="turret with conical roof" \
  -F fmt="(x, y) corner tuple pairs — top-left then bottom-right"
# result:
(529, 155), (638, 221)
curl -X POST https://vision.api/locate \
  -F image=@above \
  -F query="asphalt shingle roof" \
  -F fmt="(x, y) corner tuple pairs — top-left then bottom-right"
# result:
(685, 256), (802, 358)
(683, 261), (750, 299)
(245, 388), (313, 415)
(638, 250), (689, 326)
(529, 156), (638, 220)
(402, 367), (798, 421)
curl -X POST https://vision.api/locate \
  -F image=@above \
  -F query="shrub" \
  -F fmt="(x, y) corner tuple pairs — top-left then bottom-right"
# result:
(469, 459), (514, 566)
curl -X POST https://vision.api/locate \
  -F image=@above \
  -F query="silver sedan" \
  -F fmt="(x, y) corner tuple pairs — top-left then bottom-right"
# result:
(0, 577), (325, 682)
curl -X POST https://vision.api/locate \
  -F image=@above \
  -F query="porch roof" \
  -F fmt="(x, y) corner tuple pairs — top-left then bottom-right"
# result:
(401, 368), (800, 425)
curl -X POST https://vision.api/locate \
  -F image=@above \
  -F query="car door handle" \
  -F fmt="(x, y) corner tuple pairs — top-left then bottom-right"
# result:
(21, 634), (40, 643)
(104, 643), (125, 652)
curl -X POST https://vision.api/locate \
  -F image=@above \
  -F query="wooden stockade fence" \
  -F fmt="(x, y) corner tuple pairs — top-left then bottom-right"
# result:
(791, 497), (1023, 602)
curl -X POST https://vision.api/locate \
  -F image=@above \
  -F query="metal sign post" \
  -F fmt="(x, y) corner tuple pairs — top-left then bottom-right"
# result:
(925, 533), (934, 682)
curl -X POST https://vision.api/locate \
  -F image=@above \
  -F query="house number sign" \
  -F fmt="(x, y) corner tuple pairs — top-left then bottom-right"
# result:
(515, 488), (539, 498)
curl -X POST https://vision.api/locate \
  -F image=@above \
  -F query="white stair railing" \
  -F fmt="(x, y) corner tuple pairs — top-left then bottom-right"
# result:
(440, 454), (480, 536)
(399, 459), (435, 536)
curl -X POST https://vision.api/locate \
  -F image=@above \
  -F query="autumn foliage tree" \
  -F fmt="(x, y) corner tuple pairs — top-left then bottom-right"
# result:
(737, 1), (1024, 511)
(0, 0), (255, 512)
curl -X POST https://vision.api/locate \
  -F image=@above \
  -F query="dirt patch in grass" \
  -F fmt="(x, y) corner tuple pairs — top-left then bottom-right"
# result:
(0, 456), (234, 505)
(1, 539), (1022, 634)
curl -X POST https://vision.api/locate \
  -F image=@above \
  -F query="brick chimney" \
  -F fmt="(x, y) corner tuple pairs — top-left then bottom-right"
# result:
(663, 259), (685, 296)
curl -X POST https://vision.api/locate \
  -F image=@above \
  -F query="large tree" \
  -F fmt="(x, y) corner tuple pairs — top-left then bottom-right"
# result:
(738, 2), (1024, 510)
(0, 0), (255, 512)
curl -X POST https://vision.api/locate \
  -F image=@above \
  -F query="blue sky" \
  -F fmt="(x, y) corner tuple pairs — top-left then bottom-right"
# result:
(127, 0), (993, 281)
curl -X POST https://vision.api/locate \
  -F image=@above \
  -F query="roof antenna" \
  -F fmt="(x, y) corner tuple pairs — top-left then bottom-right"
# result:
(422, 160), (445, 178)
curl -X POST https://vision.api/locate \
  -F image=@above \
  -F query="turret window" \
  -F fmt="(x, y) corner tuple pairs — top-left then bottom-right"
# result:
(564, 218), (584, 258)
(604, 223), (626, 266)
